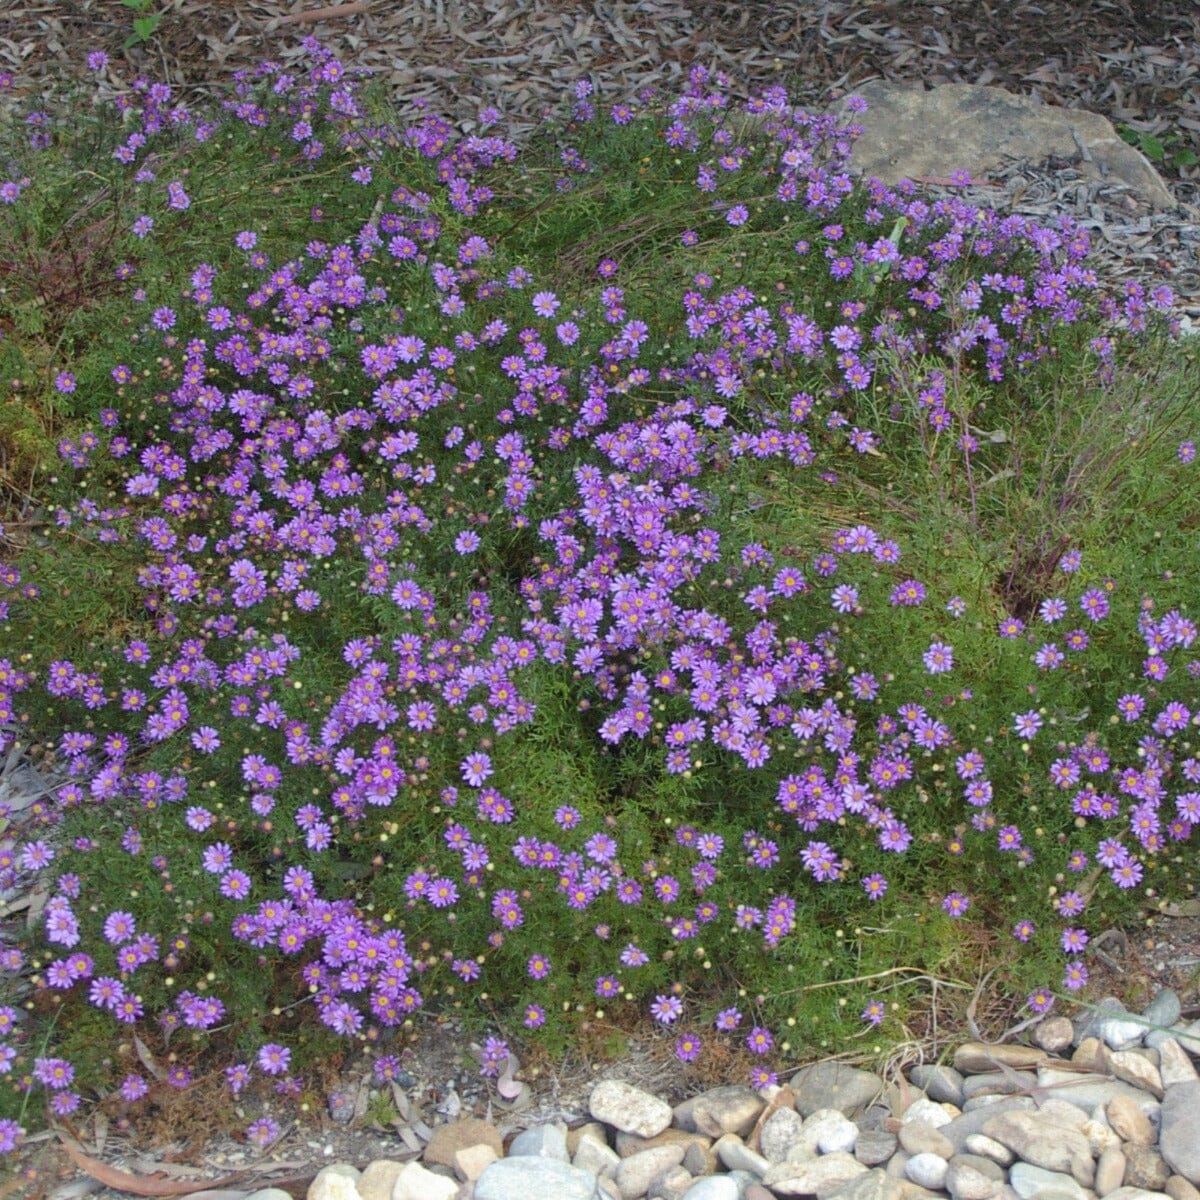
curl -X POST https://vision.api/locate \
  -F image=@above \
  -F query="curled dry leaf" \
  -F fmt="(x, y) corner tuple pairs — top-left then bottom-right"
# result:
(57, 1137), (249, 1198)
(134, 1033), (168, 1081)
(495, 1052), (520, 1100)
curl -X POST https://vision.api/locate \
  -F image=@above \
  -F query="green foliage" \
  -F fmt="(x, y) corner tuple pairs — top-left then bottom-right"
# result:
(1118, 123), (1199, 171)
(121, 0), (164, 48)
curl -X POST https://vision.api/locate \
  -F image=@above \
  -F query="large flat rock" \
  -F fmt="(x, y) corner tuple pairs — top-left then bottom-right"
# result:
(830, 79), (1175, 210)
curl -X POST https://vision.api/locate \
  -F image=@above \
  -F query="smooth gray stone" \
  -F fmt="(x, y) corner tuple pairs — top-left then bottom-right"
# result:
(713, 1133), (768, 1177)
(939, 1098), (1037, 1153)
(574, 1136), (621, 1178)
(949, 1153), (1006, 1182)
(981, 1110), (1095, 1187)
(897, 1119), (953, 1159)
(508, 1122), (568, 1160)
(827, 80), (1176, 209)
(474, 1157), (604, 1200)
(822, 1171), (907, 1200)
(1146, 1023), (1189, 1051)
(616, 1144), (687, 1199)
(725, 1169), (759, 1192)
(760, 1107), (806, 1164)
(963, 1092), (1035, 1113)
(1036, 1067), (1164, 1117)
(944, 1156), (1004, 1200)
(909, 1064), (966, 1106)
(961, 1071), (1038, 1100)
(1160, 1080), (1200, 1185)
(790, 1062), (884, 1117)
(675, 1086), (766, 1139)
(854, 1128), (898, 1167)
(1172, 1018), (1200, 1055)
(1008, 1162), (1088, 1200)
(1143, 989), (1183, 1032)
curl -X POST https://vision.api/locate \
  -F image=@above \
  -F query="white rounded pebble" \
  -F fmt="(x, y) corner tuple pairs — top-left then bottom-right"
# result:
(306, 1164), (360, 1200)
(964, 1134), (1015, 1166)
(590, 1080), (674, 1139)
(393, 1160), (460, 1200)
(816, 1113), (860, 1155)
(902, 1097), (955, 1128)
(680, 1177), (740, 1200)
(904, 1151), (949, 1190)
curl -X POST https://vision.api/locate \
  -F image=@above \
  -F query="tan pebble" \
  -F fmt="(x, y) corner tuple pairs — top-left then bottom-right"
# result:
(615, 1144), (687, 1199)
(897, 1119), (953, 1159)
(899, 1186), (946, 1200)
(963, 1133), (1015, 1167)
(392, 1161), (459, 1200)
(1158, 1039), (1200, 1089)
(1073, 1037), (1104, 1068)
(615, 1128), (711, 1158)
(423, 1118), (504, 1168)
(598, 1176), (622, 1200)
(1123, 1142), (1172, 1191)
(452, 1143), (497, 1183)
(1165, 1176), (1200, 1200)
(676, 1085), (766, 1139)
(573, 1136), (620, 1179)
(567, 1120), (609, 1156)
(1079, 1116), (1122, 1156)
(1034, 1017), (1076, 1054)
(1094, 1145), (1127, 1197)
(1107, 1094), (1156, 1146)
(356, 1160), (404, 1200)
(1107, 1049), (1165, 1099)
(953, 1042), (1047, 1074)
(647, 1164), (693, 1200)
(1036, 1098), (1093, 1135)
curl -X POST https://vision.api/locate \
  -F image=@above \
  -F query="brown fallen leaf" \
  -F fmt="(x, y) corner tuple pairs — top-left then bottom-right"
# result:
(267, 3), (371, 28)
(58, 1137), (250, 1198)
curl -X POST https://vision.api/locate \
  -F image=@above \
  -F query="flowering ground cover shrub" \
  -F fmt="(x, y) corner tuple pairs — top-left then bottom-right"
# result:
(0, 41), (1197, 1152)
